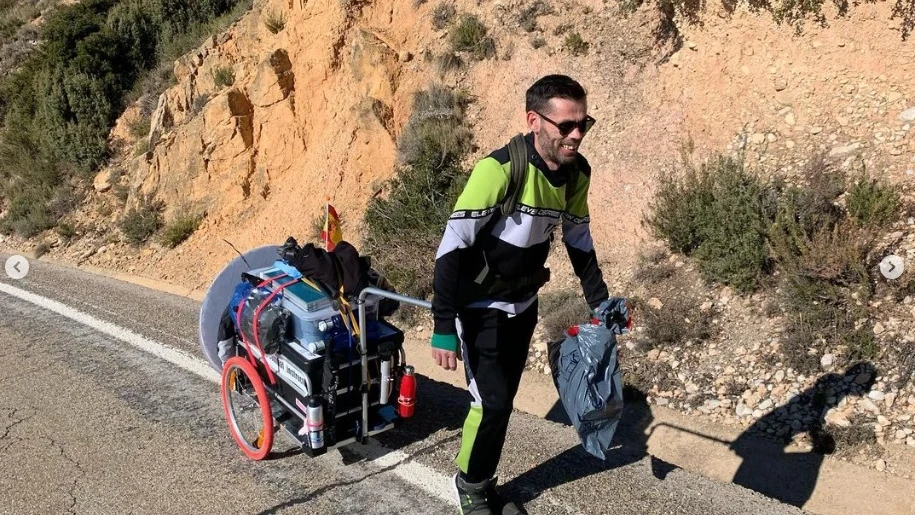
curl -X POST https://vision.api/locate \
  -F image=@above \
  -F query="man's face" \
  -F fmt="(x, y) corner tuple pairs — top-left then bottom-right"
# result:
(529, 98), (590, 168)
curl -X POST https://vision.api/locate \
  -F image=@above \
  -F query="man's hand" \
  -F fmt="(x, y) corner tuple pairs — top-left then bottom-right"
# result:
(430, 333), (461, 371)
(593, 297), (633, 335)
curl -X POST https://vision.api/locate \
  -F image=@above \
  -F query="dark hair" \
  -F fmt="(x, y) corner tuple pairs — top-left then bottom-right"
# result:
(525, 74), (587, 113)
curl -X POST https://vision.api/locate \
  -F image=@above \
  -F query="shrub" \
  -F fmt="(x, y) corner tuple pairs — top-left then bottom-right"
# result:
(846, 167), (900, 228)
(263, 8), (285, 33)
(519, 16), (537, 33)
(212, 65), (235, 87)
(435, 51), (462, 72)
(33, 241), (50, 258)
(539, 289), (589, 340)
(112, 182), (130, 203)
(632, 294), (714, 350)
(0, 0), (251, 230)
(362, 86), (471, 301)
(778, 266), (873, 373)
(644, 154), (774, 292)
(120, 198), (163, 245)
(563, 32), (588, 56)
(828, 414), (877, 454)
(769, 166), (878, 373)
(56, 222), (76, 238)
(893, 0), (915, 40)
(128, 114), (151, 139)
(431, 2), (455, 30)
(134, 137), (151, 156)
(159, 209), (202, 248)
(632, 248), (676, 285)
(449, 14), (495, 60)
(517, 0), (551, 32)
(395, 85), (472, 167)
(623, 358), (678, 397)
(530, 36), (546, 49)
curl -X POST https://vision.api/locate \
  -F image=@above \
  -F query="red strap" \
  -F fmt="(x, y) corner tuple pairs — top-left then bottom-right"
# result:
(235, 273), (292, 385)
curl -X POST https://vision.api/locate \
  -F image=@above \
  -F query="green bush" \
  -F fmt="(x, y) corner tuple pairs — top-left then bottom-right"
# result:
(106, 0), (158, 70)
(212, 65), (234, 87)
(644, 154), (774, 292)
(128, 114), (151, 139)
(362, 86), (471, 300)
(643, 151), (895, 371)
(0, 186), (56, 237)
(449, 14), (495, 60)
(395, 85), (472, 168)
(775, 220), (875, 373)
(846, 167), (900, 228)
(120, 198), (163, 245)
(563, 32), (588, 56)
(56, 222), (76, 238)
(0, 0), (251, 237)
(159, 210), (202, 248)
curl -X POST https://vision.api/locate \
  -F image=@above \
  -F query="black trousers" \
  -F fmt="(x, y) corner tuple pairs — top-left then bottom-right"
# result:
(455, 300), (539, 483)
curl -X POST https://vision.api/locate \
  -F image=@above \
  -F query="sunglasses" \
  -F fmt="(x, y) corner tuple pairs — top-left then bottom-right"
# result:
(535, 111), (596, 136)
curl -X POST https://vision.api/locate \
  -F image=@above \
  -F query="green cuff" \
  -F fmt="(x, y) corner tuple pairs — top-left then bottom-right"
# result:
(431, 332), (459, 352)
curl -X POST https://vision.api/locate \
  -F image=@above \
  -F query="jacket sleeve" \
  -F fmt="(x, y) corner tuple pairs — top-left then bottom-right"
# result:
(562, 172), (609, 309)
(432, 156), (508, 335)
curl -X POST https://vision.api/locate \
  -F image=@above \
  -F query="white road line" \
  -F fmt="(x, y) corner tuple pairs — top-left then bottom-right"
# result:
(0, 281), (220, 383)
(0, 280), (456, 505)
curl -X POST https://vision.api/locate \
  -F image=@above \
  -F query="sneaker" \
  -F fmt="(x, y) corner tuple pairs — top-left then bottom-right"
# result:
(453, 474), (493, 515)
(453, 475), (526, 515)
(484, 479), (525, 515)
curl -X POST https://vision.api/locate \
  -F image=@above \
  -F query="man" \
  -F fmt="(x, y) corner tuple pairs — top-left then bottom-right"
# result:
(430, 74), (610, 515)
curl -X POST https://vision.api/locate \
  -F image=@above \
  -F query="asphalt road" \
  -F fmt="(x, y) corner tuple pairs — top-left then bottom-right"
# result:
(0, 253), (804, 515)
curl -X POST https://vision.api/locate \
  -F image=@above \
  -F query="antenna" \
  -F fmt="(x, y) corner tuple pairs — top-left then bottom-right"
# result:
(222, 239), (250, 268)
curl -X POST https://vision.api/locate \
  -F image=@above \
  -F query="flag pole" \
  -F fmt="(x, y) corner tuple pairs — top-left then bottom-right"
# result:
(324, 195), (330, 249)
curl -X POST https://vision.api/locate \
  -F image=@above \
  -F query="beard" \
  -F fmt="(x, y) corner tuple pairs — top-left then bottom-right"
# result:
(538, 128), (579, 167)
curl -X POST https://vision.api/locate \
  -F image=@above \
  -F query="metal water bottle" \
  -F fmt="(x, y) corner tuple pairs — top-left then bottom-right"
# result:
(305, 396), (325, 449)
(379, 358), (393, 404)
(397, 366), (416, 419)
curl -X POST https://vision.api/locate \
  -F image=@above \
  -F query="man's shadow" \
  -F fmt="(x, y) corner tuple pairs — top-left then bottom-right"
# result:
(729, 361), (877, 508)
(499, 385), (678, 506)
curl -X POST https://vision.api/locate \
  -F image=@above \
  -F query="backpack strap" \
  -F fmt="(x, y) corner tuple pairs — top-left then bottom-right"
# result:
(501, 133), (528, 217)
(565, 167), (579, 205)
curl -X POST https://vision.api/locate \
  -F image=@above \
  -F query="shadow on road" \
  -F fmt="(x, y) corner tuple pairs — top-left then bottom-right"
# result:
(498, 360), (878, 510)
(264, 359), (879, 512)
(500, 386), (678, 506)
(728, 361), (877, 508)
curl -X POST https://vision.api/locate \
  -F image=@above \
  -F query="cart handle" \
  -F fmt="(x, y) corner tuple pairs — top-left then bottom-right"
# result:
(356, 287), (432, 442)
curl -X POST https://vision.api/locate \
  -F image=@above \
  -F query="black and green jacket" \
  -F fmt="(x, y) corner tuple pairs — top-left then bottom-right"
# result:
(431, 132), (609, 336)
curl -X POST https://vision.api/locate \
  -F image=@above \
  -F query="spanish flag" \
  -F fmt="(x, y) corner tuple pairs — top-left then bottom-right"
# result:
(322, 202), (343, 251)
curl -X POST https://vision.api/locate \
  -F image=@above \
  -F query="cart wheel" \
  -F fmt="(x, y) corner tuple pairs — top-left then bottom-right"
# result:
(221, 357), (273, 460)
